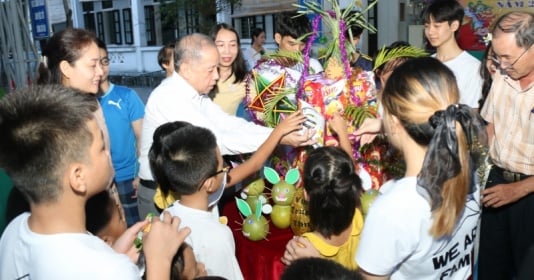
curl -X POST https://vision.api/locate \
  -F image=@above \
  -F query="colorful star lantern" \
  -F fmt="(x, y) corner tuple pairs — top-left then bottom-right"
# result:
(249, 71), (286, 112)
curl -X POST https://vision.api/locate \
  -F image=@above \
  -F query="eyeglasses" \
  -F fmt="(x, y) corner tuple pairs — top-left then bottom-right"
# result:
(197, 166), (231, 191)
(100, 57), (110, 66)
(491, 45), (531, 71)
(210, 166), (231, 178)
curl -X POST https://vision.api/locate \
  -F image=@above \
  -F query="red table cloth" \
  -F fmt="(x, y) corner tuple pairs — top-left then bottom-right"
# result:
(223, 199), (294, 280)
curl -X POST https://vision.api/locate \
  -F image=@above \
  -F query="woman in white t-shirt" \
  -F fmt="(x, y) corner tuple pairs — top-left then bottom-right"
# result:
(243, 28), (266, 70)
(354, 57), (487, 279)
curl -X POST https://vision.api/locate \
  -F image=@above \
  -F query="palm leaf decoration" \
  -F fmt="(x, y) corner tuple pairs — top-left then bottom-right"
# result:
(373, 45), (428, 71)
(294, 0), (378, 62)
(263, 87), (298, 127)
(344, 104), (378, 128)
(263, 50), (304, 68)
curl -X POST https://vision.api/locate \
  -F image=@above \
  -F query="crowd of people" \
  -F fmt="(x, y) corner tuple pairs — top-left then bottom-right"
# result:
(0, 1), (533, 279)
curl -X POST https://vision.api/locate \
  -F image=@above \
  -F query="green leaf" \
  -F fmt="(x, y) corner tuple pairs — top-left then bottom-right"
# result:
(373, 45), (429, 71)
(236, 198), (252, 217)
(285, 168), (300, 185)
(254, 200), (262, 220)
(263, 167), (280, 185)
(344, 105), (377, 128)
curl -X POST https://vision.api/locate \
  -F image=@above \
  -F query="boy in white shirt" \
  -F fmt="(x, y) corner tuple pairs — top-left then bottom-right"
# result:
(0, 85), (189, 280)
(423, 0), (482, 110)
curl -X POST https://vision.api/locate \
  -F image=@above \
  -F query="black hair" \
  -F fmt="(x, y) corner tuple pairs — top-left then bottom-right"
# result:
(158, 43), (175, 70)
(96, 38), (107, 52)
(275, 11), (312, 42)
(209, 23), (248, 83)
(281, 258), (363, 280)
(250, 27), (265, 45)
(422, 0), (464, 26)
(85, 191), (115, 235)
(37, 28), (99, 85)
(0, 85), (97, 204)
(170, 243), (188, 280)
(149, 121), (218, 196)
(303, 147), (362, 238)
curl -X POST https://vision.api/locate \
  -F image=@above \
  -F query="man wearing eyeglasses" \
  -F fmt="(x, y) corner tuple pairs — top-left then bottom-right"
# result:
(97, 39), (145, 228)
(479, 11), (534, 280)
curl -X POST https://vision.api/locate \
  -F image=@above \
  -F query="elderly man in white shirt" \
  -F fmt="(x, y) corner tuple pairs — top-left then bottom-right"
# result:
(138, 33), (314, 217)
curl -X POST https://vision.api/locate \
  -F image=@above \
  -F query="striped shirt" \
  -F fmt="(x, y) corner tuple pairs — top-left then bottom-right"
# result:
(481, 71), (534, 175)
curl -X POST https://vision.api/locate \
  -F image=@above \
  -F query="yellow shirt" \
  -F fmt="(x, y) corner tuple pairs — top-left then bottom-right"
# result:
(213, 74), (246, 116)
(302, 209), (364, 270)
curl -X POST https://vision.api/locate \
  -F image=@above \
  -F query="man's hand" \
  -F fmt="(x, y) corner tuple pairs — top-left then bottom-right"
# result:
(280, 129), (317, 147)
(482, 182), (527, 208)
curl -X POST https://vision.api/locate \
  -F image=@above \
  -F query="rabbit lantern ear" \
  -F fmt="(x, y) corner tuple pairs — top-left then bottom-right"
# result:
(236, 198), (252, 217)
(263, 166), (280, 185)
(285, 168), (300, 185)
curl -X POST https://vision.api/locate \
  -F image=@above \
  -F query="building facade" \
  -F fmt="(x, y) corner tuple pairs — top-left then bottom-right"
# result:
(67, 0), (420, 75)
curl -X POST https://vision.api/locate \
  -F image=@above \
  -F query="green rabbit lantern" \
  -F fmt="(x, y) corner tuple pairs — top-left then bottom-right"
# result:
(236, 198), (269, 241)
(264, 167), (299, 229)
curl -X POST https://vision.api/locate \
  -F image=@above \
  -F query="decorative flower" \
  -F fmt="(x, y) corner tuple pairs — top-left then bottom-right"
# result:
(483, 33), (492, 46)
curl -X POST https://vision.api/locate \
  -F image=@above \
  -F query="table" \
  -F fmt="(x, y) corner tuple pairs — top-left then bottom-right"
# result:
(223, 199), (294, 280)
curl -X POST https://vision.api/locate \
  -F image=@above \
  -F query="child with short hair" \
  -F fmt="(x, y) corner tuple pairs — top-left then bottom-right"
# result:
(0, 84), (190, 280)
(86, 190), (128, 246)
(149, 111), (305, 280)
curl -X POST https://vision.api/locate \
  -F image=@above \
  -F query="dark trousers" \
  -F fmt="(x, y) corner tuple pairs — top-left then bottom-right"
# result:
(478, 167), (534, 280)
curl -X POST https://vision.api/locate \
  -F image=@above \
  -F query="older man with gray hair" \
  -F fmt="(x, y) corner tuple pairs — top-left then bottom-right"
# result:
(138, 33), (314, 218)
(479, 11), (534, 279)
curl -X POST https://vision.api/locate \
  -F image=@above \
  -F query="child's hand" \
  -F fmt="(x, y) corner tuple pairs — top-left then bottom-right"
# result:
(354, 118), (382, 146)
(328, 112), (348, 136)
(143, 211), (190, 264)
(281, 236), (320, 265)
(275, 111), (307, 136)
(113, 219), (149, 263)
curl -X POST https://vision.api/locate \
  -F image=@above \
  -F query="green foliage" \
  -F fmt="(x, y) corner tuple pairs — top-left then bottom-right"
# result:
(294, 0), (378, 61)
(344, 104), (377, 128)
(373, 45), (428, 71)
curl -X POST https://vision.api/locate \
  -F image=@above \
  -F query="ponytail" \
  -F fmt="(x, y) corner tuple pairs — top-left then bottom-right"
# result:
(416, 104), (487, 237)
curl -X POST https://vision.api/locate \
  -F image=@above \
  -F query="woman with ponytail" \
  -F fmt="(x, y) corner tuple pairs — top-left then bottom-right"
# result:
(296, 146), (364, 270)
(355, 57), (487, 279)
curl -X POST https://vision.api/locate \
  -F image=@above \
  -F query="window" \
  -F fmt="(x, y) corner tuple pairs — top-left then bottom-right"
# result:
(102, 1), (112, 9)
(123, 9), (133, 44)
(176, 5), (199, 38)
(238, 15), (265, 39)
(108, 10), (121, 44)
(82, 2), (94, 12)
(96, 12), (104, 41)
(145, 6), (156, 46)
(84, 13), (96, 33)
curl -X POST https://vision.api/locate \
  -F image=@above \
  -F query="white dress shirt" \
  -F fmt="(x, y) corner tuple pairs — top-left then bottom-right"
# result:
(139, 72), (273, 180)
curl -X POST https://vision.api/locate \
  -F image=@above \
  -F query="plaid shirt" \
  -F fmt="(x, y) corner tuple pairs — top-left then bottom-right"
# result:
(481, 70), (534, 175)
